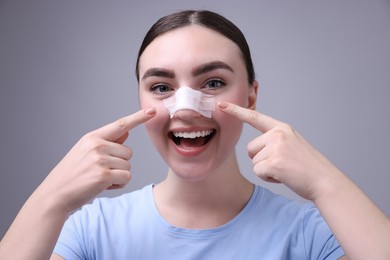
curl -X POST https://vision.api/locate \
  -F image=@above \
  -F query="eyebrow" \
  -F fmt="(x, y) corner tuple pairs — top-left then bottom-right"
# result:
(141, 68), (174, 80)
(192, 61), (234, 77)
(141, 61), (234, 81)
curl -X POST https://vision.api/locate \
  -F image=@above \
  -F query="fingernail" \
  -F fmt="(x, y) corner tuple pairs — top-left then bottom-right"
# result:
(145, 107), (156, 116)
(217, 101), (228, 109)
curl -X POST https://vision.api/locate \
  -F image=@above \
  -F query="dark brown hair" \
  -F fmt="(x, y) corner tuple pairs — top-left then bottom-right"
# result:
(135, 10), (255, 84)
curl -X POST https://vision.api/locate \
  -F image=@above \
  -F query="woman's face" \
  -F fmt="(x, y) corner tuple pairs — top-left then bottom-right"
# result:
(138, 25), (257, 181)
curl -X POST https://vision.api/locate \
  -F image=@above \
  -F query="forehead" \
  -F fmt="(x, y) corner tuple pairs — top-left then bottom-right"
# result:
(138, 25), (244, 75)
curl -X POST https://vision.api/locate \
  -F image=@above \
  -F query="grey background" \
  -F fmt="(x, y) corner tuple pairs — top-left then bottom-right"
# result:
(1, 0), (389, 238)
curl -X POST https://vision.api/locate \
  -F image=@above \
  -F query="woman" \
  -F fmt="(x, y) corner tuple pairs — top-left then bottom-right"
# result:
(1, 10), (389, 260)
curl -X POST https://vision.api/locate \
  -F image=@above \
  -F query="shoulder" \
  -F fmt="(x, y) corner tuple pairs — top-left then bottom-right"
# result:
(69, 184), (153, 225)
(251, 186), (345, 258)
(254, 186), (328, 231)
(253, 185), (309, 217)
(54, 185), (155, 258)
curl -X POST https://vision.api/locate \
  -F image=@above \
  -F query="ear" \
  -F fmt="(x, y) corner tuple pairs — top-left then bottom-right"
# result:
(247, 80), (259, 110)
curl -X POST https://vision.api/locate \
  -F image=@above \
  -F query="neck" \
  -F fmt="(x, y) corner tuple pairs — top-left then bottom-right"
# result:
(153, 152), (254, 229)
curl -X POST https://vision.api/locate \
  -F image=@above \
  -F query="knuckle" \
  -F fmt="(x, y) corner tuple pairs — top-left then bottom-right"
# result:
(253, 164), (261, 176)
(82, 131), (98, 142)
(95, 154), (110, 167)
(279, 122), (295, 134)
(80, 133), (105, 151)
(115, 118), (126, 130)
(248, 110), (259, 123)
(228, 103), (238, 116)
(125, 147), (133, 160)
(246, 143), (254, 155)
(124, 161), (131, 171)
(124, 171), (132, 182)
(247, 150), (255, 159)
(101, 168), (111, 177)
(267, 156), (284, 172)
(94, 168), (111, 184)
(272, 124), (294, 142)
(253, 160), (282, 182)
(272, 128), (287, 142)
(253, 163), (270, 179)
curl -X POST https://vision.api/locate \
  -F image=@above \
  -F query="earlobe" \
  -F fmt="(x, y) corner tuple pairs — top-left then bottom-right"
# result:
(247, 80), (259, 110)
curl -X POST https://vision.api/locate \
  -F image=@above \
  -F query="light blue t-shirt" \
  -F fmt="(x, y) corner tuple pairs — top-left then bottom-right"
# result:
(54, 184), (345, 259)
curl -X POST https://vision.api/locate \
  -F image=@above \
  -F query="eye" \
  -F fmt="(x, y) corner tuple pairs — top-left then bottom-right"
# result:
(204, 78), (226, 90)
(150, 84), (173, 94)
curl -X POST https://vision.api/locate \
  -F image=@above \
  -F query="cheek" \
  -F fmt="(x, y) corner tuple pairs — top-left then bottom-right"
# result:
(143, 109), (168, 155)
(213, 109), (243, 133)
(216, 86), (250, 108)
(140, 97), (170, 138)
(139, 93), (170, 119)
(213, 106), (244, 147)
(212, 86), (247, 144)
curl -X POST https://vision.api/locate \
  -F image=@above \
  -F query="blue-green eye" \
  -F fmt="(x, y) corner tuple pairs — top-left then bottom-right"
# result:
(204, 78), (226, 89)
(150, 84), (173, 94)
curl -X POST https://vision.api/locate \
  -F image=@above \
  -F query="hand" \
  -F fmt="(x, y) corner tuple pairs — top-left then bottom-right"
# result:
(38, 108), (156, 214)
(217, 102), (339, 201)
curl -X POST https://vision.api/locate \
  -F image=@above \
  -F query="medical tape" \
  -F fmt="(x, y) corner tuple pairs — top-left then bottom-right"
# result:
(163, 86), (216, 118)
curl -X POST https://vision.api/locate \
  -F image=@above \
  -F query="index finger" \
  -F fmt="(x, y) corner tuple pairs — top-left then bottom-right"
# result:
(95, 107), (156, 142)
(217, 101), (278, 133)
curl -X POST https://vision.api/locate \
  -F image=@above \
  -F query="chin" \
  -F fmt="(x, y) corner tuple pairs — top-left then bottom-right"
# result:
(166, 155), (227, 183)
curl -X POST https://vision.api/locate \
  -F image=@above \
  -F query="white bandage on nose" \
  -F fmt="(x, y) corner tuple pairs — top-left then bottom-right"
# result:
(163, 86), (215, 118)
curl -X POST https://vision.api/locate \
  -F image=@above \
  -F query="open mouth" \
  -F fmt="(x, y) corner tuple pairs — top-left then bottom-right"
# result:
(169, 129), (216, 148)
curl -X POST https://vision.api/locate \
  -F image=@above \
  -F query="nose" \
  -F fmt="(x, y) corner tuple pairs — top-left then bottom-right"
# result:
(172, 109), (202, 120)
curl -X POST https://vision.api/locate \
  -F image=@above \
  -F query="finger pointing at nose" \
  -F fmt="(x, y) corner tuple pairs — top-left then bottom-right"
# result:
(217, 102), (279, 133)
(95, 108), (156, 142)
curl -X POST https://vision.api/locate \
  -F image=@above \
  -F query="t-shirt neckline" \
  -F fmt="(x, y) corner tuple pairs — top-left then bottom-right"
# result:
(146, 184), (260, 238)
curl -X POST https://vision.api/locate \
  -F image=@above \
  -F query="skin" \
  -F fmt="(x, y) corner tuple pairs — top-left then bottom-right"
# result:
(0, 24), (389, 260)
(0, 109), (157, 259)
(138, 25), (257, 229)
(137, 25), (390, 259)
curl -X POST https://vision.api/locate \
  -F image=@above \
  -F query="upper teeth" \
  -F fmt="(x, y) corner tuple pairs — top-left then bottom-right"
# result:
(173, 130), (213, 139)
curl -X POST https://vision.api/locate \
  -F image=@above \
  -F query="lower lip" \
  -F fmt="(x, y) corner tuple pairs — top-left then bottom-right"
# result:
(169, 136), (213, 157)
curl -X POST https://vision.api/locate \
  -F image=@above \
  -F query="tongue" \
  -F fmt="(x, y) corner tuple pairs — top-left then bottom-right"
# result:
(179, 137), (206, 148)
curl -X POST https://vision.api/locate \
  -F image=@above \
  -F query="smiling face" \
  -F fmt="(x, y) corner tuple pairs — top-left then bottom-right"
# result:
(138, 25), (257, 181)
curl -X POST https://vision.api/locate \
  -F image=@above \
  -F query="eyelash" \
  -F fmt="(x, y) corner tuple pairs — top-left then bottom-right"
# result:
(150, 84), (173, 95)
(203, 78), (226, 90)
(149, 78), (226, 95)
